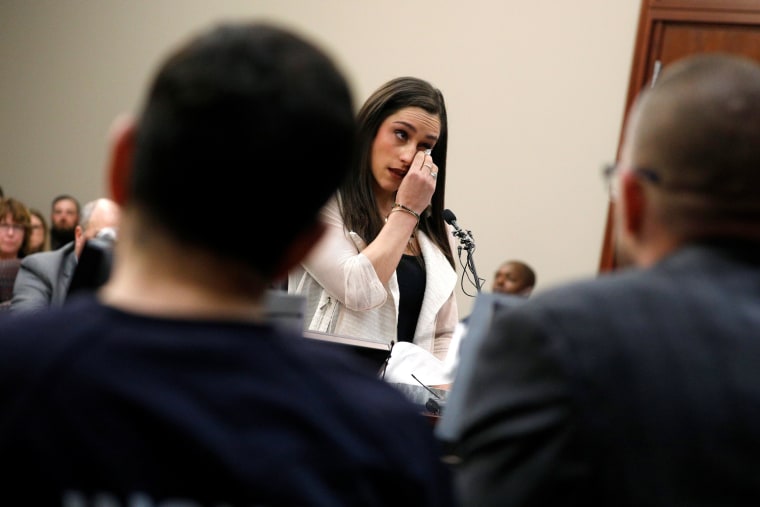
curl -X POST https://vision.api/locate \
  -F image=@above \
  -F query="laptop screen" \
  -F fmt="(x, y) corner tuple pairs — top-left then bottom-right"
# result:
(264, 290), (306, 333)
(435, 292), (527, 446)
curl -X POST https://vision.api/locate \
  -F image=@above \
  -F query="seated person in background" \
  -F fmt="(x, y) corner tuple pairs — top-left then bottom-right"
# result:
(446, 53), (760, 507)
(10, 197), (120, 312)
(0, 198), (31, 260)
(491, 259), (536, 297)
(0, 197), (31, 310)
(26, 208), (50, 254)
(457, 261), (534, 331)
(0, 21), (455, 505)
(445, 259), (535, 381)
(49, 193), (81, 250)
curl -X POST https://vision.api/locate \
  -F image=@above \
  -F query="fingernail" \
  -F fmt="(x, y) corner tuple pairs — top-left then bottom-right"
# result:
(424, 149), (432, 155)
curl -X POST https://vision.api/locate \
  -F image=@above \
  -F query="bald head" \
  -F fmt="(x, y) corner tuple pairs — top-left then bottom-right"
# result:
(622, 53), (760, 239)
(75, 198), (121, 258)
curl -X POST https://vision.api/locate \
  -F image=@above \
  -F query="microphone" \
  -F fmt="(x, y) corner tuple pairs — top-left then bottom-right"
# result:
(443, 209), (473, 244)
(411, 373), (445, 416)
(442, 209), (462, 232)
(442, 209), (483, 293)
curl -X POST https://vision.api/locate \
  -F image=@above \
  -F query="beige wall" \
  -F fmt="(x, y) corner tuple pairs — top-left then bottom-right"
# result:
(0, 0), (640, 316)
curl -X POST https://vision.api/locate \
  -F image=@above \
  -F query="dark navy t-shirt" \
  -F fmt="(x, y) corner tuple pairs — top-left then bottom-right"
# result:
(0, 295), (454, 506)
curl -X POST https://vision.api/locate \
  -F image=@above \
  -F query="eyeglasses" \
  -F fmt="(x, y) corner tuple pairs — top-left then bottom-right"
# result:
(602, 163), (662, 200)
(0, 223), (25, 233)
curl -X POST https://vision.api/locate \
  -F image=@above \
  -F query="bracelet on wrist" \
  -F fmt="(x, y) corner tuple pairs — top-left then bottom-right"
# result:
(387, 202), (421, 223)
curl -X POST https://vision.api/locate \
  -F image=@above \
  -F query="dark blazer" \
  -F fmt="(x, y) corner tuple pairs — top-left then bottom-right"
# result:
(10, 241), (76, 313)
(448, 241), (760, 507)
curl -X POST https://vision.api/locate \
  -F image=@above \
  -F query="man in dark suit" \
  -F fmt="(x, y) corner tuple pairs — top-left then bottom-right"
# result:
(10, 197), (120, 312)
(445, 53), (760, 506)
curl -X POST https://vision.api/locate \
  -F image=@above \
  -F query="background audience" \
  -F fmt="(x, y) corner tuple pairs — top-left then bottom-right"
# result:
(11, 197), (120, 312)
(445, 53), (760, 507)
(0, 21), (455, 505)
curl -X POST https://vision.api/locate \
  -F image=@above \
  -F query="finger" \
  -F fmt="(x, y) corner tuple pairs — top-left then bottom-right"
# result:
(412, 150), (427, 171)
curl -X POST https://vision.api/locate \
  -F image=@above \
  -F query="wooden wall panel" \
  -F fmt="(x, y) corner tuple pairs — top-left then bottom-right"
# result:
(598, 0), (760, 272)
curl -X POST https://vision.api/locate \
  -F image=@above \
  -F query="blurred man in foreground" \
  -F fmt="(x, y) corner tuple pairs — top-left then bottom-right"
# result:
(0, 21), (454, 506)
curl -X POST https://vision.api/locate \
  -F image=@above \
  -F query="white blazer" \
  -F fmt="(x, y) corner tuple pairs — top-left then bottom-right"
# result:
(289, 195), (459, 360)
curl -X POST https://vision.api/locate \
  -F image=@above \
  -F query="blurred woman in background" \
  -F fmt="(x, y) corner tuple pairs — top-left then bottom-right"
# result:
(0, 197), (31, 310)
(27, 208), (50, 254)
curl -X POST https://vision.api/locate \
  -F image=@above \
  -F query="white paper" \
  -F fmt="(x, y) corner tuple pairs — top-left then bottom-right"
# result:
(382, 341), (451, 386)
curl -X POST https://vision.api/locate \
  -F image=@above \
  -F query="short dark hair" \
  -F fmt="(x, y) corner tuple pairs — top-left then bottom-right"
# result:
(131, 22), (356, 276)
(51, 194), (81, 215)
(504, 260), (536, 288)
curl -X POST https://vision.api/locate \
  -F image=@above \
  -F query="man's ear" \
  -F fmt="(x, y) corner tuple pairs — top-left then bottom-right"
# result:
(107, 114), (136, 206)
(73, 225), (86, 257)
(620, 170), (646, 239)
(270, 221), (326, 282)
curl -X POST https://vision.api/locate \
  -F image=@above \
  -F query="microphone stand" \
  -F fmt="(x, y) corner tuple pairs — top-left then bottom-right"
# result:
(452, 228), (483, 293)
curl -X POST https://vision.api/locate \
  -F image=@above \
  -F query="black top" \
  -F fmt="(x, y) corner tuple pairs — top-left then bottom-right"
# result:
(396, 254), (426, 342)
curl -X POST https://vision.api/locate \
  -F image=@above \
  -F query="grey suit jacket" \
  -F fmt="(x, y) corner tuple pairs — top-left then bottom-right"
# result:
(10, 241), (77, 313)
(448, 241), (760, 507)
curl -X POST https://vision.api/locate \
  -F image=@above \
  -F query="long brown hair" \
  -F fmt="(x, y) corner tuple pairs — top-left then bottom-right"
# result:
(0, 198), (32, 257)
(338, 76), (455, 269)
(27, 208), (50, 253)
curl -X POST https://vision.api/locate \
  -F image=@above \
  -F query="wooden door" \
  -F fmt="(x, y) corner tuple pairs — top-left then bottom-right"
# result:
(598, 0), (760, 272)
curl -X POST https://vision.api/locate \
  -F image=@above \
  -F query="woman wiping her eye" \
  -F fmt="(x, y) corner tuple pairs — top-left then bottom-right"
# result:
(289, 76), (458, 363)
